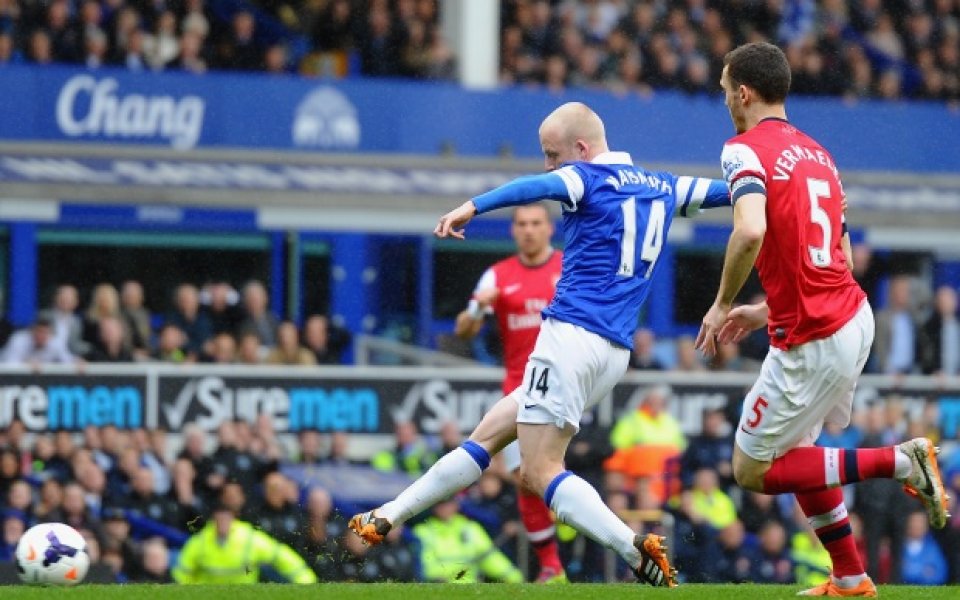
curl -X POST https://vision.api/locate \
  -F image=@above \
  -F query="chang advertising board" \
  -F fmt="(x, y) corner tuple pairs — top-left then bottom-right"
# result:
(55, 74), (205, 149)
(0, 375), (145, 431)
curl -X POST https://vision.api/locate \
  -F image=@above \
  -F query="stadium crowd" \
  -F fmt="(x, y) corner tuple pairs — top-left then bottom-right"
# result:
(0, 280), (352, 367)
(0, 395), (957, 584)
(0, 267), (957, 583)
(0, 0), (956, 102)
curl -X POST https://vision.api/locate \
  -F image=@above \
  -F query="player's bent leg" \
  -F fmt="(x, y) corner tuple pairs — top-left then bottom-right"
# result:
(512, 469), (566, 583)
(518, 423), (676, 587)
(732, 443), (770, 492)
(795, 487), (873, 596)
(350, 393), (521, 545)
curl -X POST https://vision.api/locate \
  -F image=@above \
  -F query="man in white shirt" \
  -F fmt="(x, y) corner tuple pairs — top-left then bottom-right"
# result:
(1, 316), (77, 366)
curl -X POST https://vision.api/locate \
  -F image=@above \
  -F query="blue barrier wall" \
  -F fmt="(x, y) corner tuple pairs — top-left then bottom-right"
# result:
(0, 66), (957, 173)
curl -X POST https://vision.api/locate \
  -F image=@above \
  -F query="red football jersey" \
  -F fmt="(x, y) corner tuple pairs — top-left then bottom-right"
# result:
(469, 250), (563, 394)
(721, 118), (866, 350)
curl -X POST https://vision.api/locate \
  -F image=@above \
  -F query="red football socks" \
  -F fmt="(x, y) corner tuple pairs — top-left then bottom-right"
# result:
(517, 490), (563, 572)
(796, 488), (864, 578)
(762, 446), (896, 494)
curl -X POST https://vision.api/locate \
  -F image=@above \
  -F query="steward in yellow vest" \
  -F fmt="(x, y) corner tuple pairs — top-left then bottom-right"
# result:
(172, 505), (316, 584)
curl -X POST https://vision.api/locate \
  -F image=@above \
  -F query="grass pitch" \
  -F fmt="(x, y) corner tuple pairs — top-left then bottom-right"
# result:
(4, 584), (956, 599)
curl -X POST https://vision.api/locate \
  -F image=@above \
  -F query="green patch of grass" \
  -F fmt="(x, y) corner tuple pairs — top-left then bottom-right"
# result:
(3, 584), (956, 599)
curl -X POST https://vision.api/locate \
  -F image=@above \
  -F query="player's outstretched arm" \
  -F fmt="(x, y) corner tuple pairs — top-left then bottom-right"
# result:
(696, 193), (767, 356)
(666, 175), (731, 218)
(436, 170), (581, 238)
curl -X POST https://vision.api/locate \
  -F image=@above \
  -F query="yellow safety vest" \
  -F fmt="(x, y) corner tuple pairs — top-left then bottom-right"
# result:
(413, 514), (523, 584)
(610, 410), (687, 451)
(172, 519), (317, 584)
(690, 489), (737, 529)
(791, 531), (832, 587)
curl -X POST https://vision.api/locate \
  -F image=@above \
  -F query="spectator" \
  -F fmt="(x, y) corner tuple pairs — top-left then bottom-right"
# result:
(324, 431), (358, 466)
(359, 5), (400, 76)
(47, 0), (81, 62)
(34, 478), (65, 523)
(901, 511), (949, 585)
(708, 520), (755, 583)
(217, 10), (261, 71)
(49, 284), (86, 355)
(143, 10), (179, 70)
(201, 282), (242, 337)
(751, 521), (795, 584)
(0, 31), (22, 65)
(153, 323), (191, 363)
(255, 472), (303, 549)
(122, 27), (147, 70)
(298, 487), (344, 580)
(302, 315), (351, 365)
(60, 482), (102, 537)
(209, 421), (271, 494)
(75, 462), (107, 516)
(101, 507), (142, 580)
(125, 467), (180, 528)
(120, 280), (151, 356)
(679, 468), (737, 530)
(413, 497), (522, 583)
(605, 385), (686, 503)
(629, 328), (664, 370)
(295, 430), (324, 464)
(82, 284), (125, 353)
(175, 29), (207, 74)
(172, 501), (316, 583)
(680, 409), (734, 489)
(7, 479), (34, 523)
(27, 28), (52, 64)
(83, 28), (109, 68)
(1, 316), (76, 365)
(0, 510), (26, 562)
(856, 403), (912, 581)
(673, 335), (704, 372)
(874, 275), (919, 374)
(238, 280), (279, 349)
(236, 330), (262, 365)
(919, 285), (960, 375)
(203, 332), (236, 363)
(85, 316), (135, 362)
(168, 284), (211, 357)
(0, 448), (21, 499)
(371, 421), (437, 477)
(265, 321), (315, 366)
(134, 537), (173, 583)
(263, 43), (288, 74)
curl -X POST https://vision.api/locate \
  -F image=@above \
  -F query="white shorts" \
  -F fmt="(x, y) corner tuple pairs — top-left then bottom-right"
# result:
(736, 302), (874, 461)
(515, 318), (630, 432)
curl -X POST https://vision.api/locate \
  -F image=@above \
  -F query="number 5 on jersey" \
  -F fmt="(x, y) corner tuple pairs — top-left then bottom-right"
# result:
(619, 198), (665, 278)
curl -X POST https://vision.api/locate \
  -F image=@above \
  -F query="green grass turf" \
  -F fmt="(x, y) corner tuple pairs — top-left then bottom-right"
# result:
(3, 584), (956, 599)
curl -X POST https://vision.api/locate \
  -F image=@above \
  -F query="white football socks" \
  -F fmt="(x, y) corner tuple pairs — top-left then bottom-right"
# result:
(547, 472), (641, 569)
(893, 447), (912, 480)
(378, 444), (487, 525)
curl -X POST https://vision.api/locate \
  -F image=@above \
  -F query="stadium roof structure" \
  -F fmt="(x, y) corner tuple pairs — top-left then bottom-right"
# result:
(1, 141), (959, 242)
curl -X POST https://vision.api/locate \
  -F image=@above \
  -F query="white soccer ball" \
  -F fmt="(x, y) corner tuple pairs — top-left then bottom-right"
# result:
(15, 523), (90, 586)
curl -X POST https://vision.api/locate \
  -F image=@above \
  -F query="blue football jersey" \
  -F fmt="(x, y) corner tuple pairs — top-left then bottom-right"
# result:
(470, 151), (729, 349)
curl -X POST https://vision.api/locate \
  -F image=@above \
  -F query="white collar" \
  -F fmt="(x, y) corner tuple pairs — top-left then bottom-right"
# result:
(591, 151), (633, 165)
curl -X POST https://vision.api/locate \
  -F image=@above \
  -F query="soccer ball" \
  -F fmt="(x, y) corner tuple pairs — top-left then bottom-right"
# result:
(15, 523), (90, 586)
